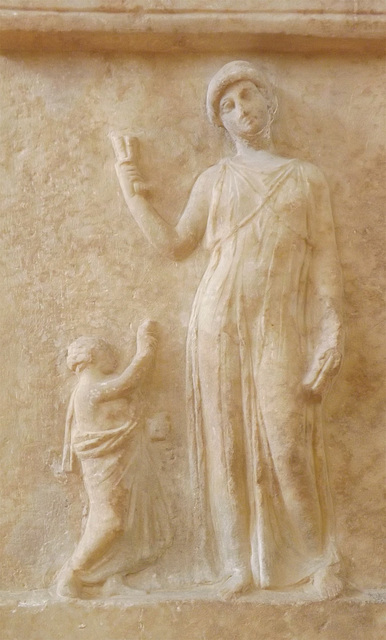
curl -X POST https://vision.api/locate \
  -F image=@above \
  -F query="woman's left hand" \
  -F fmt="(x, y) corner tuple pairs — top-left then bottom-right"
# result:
(303, 348), (342, 398)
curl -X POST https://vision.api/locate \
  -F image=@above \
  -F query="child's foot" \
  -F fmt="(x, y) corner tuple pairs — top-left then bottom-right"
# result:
(102, 574), (147, 597)
(312, 563), (344, 600)
(56, 567), (82, 599)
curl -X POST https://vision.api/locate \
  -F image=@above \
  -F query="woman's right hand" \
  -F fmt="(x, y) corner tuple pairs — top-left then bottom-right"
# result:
(116, 162), (146, 197)
(110, 133), (147, 197)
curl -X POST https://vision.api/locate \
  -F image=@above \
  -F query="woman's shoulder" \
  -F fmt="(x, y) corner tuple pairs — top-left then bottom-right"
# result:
(198, 160), (226, 180)
(294, 158), (328, 187)
(191, 161), (226, 194)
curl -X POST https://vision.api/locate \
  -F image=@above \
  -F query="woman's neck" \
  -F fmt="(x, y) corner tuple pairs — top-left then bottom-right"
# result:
(233, 136), (275, 158)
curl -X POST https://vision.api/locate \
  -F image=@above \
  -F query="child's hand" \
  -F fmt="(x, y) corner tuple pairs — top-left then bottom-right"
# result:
(137, 319), (159, 352)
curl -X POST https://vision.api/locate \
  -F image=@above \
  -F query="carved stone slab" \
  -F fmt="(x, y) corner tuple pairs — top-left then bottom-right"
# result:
(0, 4), (385, 639)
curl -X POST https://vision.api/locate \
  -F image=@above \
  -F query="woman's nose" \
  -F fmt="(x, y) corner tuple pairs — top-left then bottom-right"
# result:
(237, 101), (248, 116)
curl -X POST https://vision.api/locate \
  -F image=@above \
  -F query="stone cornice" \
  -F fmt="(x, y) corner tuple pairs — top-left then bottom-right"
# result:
(0, 6), (385, 52)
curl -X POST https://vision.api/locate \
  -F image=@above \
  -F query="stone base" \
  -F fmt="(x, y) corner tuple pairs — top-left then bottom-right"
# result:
(0, 591), (385, 640)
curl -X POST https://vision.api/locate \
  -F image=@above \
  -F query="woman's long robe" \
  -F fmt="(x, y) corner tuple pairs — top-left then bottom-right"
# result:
(186, 154), (343, 588)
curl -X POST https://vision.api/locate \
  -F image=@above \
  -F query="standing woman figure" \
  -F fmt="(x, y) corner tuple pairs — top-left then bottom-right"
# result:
(112, 61), (344, 599)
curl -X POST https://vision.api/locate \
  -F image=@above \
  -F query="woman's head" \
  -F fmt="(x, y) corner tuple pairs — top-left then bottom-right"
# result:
(67, 336), (117, 374)
(206, 61), (277, 142)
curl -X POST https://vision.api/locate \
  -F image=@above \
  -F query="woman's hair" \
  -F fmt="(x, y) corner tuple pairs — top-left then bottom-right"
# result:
(206, 60), (278, 128)
(66, 336), (117, 372)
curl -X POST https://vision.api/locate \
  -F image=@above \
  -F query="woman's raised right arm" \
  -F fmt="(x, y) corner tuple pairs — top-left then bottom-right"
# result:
(115, 159), (213, 261)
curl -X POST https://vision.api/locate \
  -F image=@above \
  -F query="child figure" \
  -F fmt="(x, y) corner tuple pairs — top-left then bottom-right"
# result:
(57, 320), (172, 598)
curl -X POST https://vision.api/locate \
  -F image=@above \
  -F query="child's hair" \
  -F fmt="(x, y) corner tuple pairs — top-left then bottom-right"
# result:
(67, 336), (117, 372)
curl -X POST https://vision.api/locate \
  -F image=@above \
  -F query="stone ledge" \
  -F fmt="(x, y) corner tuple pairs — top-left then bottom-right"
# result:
(0, 8), (385, 53)
(0, 591), (385, 640)
(1, 1), (385, 12)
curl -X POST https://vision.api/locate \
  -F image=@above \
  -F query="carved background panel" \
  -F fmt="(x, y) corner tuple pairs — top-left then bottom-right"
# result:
(0, 52), (384, 603)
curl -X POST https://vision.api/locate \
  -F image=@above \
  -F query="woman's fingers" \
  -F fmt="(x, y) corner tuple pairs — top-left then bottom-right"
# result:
(118, 163), (143, 177)
(310, 353), (335, 392)
(115, 162), (147, 196)
(303, 348), (342, 396)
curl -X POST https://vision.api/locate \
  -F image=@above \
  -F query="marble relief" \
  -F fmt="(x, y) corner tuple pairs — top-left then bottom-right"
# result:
(1, 3), (385, 635)
(110, 61), (344, 600)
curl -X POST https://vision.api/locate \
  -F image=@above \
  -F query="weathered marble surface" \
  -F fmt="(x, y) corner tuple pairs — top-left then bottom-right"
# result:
(0, 8), (385, 636)
(0, 592), (385, 640)
(1, 50), (385, 590)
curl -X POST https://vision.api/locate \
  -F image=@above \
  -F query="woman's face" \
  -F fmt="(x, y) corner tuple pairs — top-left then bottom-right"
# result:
(219, 80), (270, 142)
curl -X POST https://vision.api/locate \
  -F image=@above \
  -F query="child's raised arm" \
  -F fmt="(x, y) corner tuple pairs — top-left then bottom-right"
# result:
(91, 320), (158, 402)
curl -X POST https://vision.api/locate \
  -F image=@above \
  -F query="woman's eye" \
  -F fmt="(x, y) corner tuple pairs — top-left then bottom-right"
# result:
(221, 100), (234, 113)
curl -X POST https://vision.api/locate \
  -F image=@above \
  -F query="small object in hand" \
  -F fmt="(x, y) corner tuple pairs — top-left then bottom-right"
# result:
(109, 131), (147, 195)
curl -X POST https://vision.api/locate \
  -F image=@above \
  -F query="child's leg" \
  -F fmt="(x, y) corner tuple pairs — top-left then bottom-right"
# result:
(57, 500), (124, 597)
(70, 500), (124, 573)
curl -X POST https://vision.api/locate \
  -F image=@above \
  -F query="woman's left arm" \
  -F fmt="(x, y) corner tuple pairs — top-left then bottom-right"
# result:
(303, 166), (344, 397)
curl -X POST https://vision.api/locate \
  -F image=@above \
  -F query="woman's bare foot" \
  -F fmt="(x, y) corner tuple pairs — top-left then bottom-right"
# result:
(219, 570), (252, 600)
(102, 574), (147, 597)
(312, 563), (344, 600)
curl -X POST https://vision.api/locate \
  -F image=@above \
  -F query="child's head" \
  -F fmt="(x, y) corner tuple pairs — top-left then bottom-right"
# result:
(67, 337), (118, 374)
